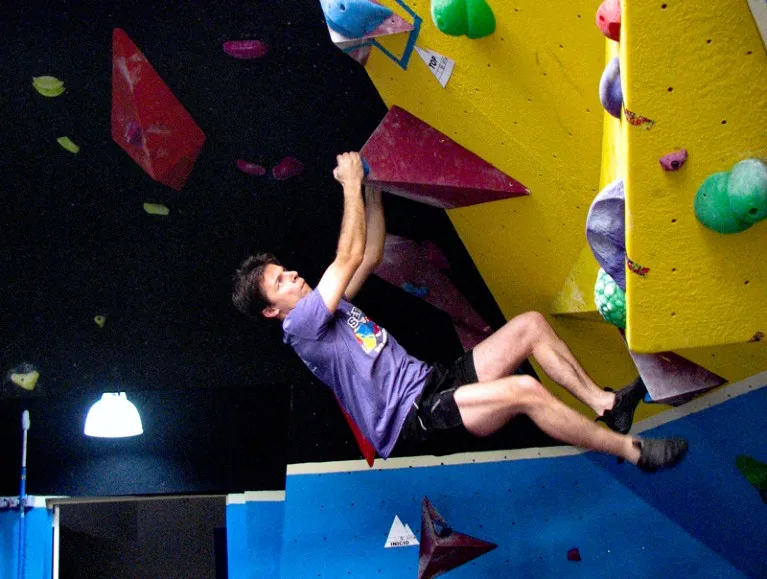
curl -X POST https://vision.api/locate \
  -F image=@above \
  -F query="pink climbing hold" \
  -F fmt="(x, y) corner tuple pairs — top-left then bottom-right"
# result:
(223, 40), (269, 59)
(567, 548), (582, 562)
(272, 156), (305, 180)
(596, 0), (621, 42)
(659, 149), (688, 172)
(236, 159), (266, 176)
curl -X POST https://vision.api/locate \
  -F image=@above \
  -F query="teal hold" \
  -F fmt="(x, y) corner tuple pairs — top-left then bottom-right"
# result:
(728, 159), (767, 225)
(694, 158), (767, 234)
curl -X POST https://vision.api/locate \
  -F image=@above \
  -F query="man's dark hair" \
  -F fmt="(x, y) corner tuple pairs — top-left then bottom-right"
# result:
(232, 252), (281, 320)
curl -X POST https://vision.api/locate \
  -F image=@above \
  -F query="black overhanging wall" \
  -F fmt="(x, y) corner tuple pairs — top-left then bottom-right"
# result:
(0, 0), (508, 495)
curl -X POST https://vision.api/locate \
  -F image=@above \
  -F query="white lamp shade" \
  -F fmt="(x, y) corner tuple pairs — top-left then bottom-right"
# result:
(84, 393), (143, 438)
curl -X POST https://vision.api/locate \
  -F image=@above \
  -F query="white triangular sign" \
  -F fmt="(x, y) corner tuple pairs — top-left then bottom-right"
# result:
(384, 515), (419, 548)
(414, 46), (455, 88)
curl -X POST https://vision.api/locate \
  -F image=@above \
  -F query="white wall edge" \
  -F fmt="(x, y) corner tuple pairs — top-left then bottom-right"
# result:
(226, 491), (286, 504)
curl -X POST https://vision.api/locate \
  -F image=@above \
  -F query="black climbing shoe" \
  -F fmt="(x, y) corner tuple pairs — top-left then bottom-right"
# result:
(596, 376), (647, 434)
(634, 437), (689, 472)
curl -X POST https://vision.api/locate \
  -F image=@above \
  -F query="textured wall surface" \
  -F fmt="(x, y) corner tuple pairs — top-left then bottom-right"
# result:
(622, 0), (767, 353)
(279, 375), (767, 578)
(361, 0), (766, 417)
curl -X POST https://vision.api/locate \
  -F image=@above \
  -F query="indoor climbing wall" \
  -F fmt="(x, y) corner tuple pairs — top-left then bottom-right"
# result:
(621, 0), (767, 354)
(279, 374), (767, 578)
(359, 0), (647, 419)
(352, 0), (766, 410)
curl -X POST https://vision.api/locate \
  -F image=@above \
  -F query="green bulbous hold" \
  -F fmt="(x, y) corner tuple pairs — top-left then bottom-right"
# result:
(431, 0), (496, 39)
(694, 172), (751, 234)
(594, 268), (626, 329)
(728, 159), (767, 225)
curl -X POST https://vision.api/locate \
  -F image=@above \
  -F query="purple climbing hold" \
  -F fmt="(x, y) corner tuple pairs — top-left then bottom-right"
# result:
(272, 156), (305, 180)
(567, 547), (582, 562)
(599, 56), (623, 119)
(586, 179), (626, 291)
(124, 121), (142, 145)
(659, 149), (688, 172)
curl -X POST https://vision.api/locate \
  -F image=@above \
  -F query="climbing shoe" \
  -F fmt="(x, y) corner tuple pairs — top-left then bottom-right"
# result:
(596, 376), (647, 434)
(634, 437), (689, 472)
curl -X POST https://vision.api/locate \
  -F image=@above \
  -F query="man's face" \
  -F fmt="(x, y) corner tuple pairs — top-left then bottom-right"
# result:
(259, 263), (311, 319)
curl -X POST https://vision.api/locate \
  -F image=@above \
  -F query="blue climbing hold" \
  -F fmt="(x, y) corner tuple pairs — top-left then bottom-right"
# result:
(402, 282), (429, 298)
(320, 0), (393, 38)
(643, 391), (653, 404)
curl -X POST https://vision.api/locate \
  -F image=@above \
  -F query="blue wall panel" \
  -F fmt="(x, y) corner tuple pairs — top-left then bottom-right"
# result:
(227, 499), (284, 579)
(0, 505), (54, 579)
(280, 385), (767, 578)
(588, 384), (767, 578)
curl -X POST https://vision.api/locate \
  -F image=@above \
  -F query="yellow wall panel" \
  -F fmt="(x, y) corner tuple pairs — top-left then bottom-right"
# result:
(621, 0), (767, 353)
(362, 0), (646, 402)
(359, 0), (763, 420)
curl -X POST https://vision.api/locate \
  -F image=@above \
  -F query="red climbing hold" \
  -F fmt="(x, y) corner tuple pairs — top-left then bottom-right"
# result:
(418, 497), (497, 579)
(567, 547), (582, 562)
(273, 156), (305, 180)
(111, 28), (206, 191)
(596, 0), (621, 42)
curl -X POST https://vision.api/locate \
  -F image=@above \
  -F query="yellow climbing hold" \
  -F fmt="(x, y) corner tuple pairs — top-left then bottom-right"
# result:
(11, 370), (40, 391)
(33, 75), (65, 97)
(143, 203), (169, 216)
(94, 315), (106, 328)
(57, 136), (80, 154)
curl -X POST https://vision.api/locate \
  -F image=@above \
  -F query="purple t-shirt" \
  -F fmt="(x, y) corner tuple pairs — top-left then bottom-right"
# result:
(283, 290), (430, 458)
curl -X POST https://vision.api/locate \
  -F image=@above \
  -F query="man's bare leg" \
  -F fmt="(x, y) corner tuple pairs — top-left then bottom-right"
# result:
(453, 374), (688, 472)
(453, 374), (640, 462)
(472, 312), (615, 416)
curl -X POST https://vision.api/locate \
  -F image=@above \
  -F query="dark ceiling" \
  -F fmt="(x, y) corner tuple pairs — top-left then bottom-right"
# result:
(0, 0), (537, 496)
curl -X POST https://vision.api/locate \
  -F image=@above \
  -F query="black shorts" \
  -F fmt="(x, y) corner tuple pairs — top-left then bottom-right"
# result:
(391, 350), (478, 457)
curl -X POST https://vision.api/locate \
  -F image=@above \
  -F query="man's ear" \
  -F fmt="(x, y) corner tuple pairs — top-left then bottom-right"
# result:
(262, 305), (280, 319)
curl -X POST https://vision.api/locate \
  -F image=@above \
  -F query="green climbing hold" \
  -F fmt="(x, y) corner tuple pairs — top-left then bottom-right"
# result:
(143, 202), (169, 216)
(32, 75), (66, 97)
(431, 0), (496, 39)
(57, 136), (80, 154)
(594, 268), (625, 329)
(736, 455), (767, 490)
(694, 172), (750, 234)
(10, 370), (40, 391)
(727, 159), (767, 225)
(694, 159), (767, 234)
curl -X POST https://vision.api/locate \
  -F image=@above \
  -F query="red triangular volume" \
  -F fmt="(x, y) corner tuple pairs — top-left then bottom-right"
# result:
(337, 398), (376, 467)
(418, 497), (497, 579)
(111, 28), (206, 191)
(360, 106), (529, 209)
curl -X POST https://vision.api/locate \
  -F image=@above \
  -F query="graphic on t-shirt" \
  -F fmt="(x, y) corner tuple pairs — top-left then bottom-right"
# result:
(346, 306), (387, 354)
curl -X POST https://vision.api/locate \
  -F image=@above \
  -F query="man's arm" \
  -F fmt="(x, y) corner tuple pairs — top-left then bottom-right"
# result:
(344, 186), (384, 301)
(316, 152), (366, 313)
